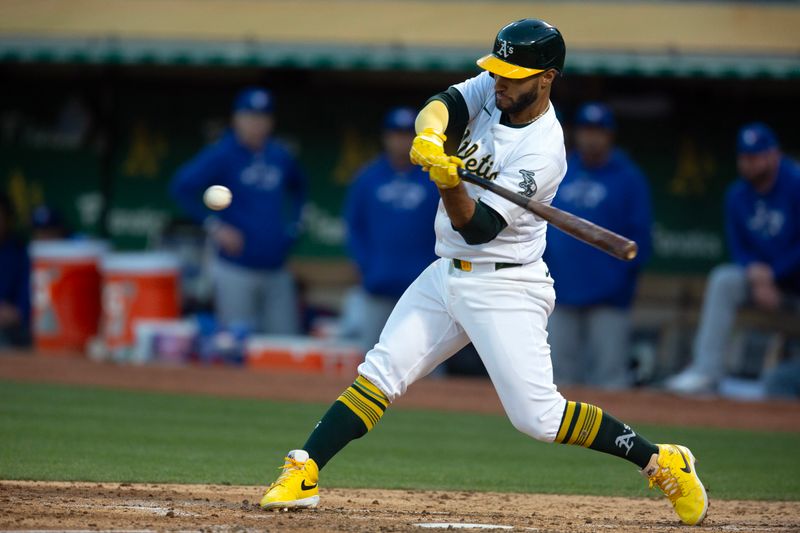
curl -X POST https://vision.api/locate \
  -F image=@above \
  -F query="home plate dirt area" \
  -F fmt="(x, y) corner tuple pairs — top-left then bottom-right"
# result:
(2, 355), (800, 531)
(2, 480), (799, 532)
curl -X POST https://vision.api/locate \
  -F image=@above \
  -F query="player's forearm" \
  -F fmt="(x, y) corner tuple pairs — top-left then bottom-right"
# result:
(439, 184), (476, 228)
(415, 100), (449, 135)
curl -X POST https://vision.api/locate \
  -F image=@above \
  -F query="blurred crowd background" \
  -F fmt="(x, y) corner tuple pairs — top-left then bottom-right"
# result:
(1, 0), (798, 399)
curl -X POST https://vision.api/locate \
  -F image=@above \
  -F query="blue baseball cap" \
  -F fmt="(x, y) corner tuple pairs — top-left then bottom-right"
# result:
(31, 205), (63, 229)
(233, 87), (274, 114)
(575, 102), (615, 130)
(737, 122), (778, 154)
(383, 106), (416, 132)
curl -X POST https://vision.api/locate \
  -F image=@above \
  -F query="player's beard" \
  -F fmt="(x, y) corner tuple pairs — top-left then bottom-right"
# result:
(744, 169), (774, 190)
(496, 88), (538, 116)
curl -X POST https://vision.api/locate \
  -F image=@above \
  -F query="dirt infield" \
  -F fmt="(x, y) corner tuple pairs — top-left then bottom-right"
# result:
(2, 480), (799, 532)
(1, 352), (799, 431)
(3, 353), (800, 531)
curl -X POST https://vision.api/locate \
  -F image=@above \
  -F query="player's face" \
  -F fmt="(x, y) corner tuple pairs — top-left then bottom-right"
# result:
(737, 149), (779, 184)
(383, 130), (415, 164)
(233, 112), (274, 150)
(493, 74), (541, 115)
(493, 69), (556, 117)
(574, 127), (614, 165)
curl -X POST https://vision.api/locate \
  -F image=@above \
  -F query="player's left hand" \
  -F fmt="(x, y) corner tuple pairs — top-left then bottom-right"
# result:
(746, 262), (774, 285)
(428, 155), (464, 189)
(746, 262), (781, 311)
(752, 283), (781, 311)
(0, 302), (21, 328)
(410, 128), (447, 168)
(211, 222), (245, 256)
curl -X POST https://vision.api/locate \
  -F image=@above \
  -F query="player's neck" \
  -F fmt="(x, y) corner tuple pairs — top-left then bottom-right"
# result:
(507, 95), (550, 126)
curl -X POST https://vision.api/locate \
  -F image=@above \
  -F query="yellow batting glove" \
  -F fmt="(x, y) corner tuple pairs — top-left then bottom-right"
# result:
(428, 155), (464, 189)
(410, 128), (447, 168)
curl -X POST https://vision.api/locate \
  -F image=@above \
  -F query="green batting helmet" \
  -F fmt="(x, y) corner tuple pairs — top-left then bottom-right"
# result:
(477, 19), (566, 79)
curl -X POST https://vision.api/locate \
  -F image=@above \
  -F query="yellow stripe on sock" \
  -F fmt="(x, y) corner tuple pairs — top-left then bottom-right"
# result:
(567, 403), (589, 445)
(355, 376), (389, 406)
(555, 401), (576, 444)
(574, 404), (597, 447)
(337, 393), (375, 430)
(582, 406), (604, 448)
(571, 404), (591, 446)
(336, 377), (389, 432)
(351, 388), (385, 425)
(352, 382), (388, 411)
(342, 390), (379, 427)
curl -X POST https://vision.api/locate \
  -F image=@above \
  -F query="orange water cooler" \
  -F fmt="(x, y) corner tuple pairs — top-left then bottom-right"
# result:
(246, 336), (362, 375)
(29, 240), (107, 354)
(101, 252), (181, 354)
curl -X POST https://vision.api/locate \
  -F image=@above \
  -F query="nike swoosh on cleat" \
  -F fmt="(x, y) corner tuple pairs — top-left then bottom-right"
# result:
(677, 448), (692, 474)
(301, 480), (318, 491)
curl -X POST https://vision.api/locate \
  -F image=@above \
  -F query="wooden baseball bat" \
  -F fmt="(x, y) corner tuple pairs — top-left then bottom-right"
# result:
(457, 168), (638, 261)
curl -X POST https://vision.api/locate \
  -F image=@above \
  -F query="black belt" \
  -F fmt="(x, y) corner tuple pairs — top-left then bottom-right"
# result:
(452, 259), (522, 272)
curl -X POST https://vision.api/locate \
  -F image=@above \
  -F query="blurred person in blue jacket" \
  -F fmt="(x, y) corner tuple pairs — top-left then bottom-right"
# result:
(171, 87), (306, 334)
(544, 103), (652, 389)
(30, 205), (70, 241)
(341, 107), (439, 351)
(666, 123), (800, 395)
(0, 194), (31, 348)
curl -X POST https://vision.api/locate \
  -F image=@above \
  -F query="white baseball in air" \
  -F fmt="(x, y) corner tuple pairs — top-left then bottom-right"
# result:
(203, 185), (232, 210)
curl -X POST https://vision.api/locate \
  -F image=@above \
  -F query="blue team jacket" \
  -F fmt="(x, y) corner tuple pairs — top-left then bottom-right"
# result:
(171, 131), (306, 270)
(0, 237), (30, 327)
(345, 155), (439, 298)
(544, 149), (653, 308)
(725, 156), (800, 293)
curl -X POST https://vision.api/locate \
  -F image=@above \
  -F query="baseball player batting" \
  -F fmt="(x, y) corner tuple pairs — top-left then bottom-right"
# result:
(260, 19), (708, 526)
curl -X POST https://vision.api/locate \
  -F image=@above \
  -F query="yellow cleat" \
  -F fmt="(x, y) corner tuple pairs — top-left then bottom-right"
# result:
(643, 444), (708, 526)
(260, 450), (320, 510)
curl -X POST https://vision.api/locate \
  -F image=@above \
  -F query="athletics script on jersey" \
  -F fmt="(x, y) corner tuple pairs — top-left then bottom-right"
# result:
(457, 131), (500, 181)
(457, 129), (538, 198)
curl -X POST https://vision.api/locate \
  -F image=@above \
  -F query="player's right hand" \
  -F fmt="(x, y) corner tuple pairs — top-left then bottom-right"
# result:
(428, 155), (464, 189)
(410, 128), (447, 168)
(211, 222), (245, 256)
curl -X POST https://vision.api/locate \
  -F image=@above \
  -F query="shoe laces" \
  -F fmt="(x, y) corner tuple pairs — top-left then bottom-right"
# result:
(269, 456), (305, 489)
(649, 464), (687, 503)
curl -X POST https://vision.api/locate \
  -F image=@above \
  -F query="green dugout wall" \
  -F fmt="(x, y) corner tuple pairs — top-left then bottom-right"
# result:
(1, 64), (798, 274)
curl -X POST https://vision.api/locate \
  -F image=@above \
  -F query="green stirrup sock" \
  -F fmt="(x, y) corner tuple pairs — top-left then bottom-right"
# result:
(554, 401), (659, 469)
(302, 375), (389, 469)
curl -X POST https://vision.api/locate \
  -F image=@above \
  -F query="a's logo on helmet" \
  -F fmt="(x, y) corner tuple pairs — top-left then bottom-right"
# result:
(497, 39), (514, 59)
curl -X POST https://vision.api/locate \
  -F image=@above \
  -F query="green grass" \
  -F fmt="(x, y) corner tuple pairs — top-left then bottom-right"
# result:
(1, 380), (798, 500)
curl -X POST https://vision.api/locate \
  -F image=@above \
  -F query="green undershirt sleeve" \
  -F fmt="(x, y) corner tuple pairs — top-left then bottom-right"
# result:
(426, 87), (469, 134)
(454, 200), (508, 245)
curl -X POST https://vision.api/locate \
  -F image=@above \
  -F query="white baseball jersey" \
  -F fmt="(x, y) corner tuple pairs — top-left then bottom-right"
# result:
(434, 71), (567, 264)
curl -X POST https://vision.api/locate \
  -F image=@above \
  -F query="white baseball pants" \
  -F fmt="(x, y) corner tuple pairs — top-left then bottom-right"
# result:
(358, 257), (567, 442)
